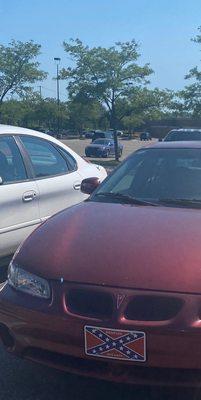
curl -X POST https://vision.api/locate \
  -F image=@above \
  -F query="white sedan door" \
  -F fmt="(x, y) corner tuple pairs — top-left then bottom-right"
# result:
(0, 136), (40, 259)
(19, 135), (85, 222)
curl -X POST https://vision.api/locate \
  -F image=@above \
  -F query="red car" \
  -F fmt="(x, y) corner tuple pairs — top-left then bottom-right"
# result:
(1, 141), (201, 387)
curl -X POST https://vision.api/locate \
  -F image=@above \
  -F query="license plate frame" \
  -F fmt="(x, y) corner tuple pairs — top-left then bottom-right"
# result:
(84, 325), (146, 362)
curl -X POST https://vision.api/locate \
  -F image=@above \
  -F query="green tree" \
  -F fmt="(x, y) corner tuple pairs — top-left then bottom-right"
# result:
(0, 100), (28, 126)
(0, 96), (69, 132)
(67, 92), (107, 132)
(0, 40), (47, 113)
(31, 97), (68, 131)
(61, 39), (153, 159)
(178, 27), (201, 116)
(112, 87), (174, 134)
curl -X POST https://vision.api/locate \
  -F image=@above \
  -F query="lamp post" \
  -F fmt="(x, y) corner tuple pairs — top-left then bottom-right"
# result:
(54, 57), (61, 138)
(38, 85), (42, 98)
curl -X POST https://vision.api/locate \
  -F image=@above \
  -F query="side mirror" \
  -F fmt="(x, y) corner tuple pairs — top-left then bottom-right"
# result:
(0, 177), (3, 185)
(158, 138), (163, 142)
(81, 177), (100, 195)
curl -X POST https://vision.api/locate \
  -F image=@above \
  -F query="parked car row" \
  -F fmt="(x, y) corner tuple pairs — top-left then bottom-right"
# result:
(83, 130), (124, 140)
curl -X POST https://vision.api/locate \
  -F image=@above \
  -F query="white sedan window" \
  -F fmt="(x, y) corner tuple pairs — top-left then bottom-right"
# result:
(20, 136), (69, 178)
(0, 136), (27, 184)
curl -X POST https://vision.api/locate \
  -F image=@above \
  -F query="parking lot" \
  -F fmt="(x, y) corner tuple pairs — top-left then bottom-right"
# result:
(62, 137), (154, 171)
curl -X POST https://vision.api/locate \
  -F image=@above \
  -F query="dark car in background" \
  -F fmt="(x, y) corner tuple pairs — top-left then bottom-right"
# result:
(92, 131), (114, 142)
(85, 138), (123, 158)
(140, 132), (152, 141)
(164, 129), (201, 142)
(109, 129), (124, 137)
(83, 131), (95, 139)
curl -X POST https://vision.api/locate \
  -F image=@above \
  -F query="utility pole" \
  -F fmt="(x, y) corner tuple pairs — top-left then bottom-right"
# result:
(111, 103), (119, 162)
(54, 57), (61, 138)
(38, 86), (42, 98)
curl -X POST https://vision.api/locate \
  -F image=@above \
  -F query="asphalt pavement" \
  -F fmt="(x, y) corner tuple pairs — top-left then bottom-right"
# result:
(0, 344), (200, 399)
(62, 137), (153, 163)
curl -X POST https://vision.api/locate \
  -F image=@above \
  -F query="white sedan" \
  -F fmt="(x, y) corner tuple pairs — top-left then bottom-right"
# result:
(0, 125), (107, 268)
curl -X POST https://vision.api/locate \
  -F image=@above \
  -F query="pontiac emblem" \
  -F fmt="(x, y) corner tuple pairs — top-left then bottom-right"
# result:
(117, 294), (126, 309)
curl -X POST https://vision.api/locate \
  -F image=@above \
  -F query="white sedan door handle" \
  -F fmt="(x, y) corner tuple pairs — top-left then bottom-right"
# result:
(73, 183), (81, 190)
(22, 191), (37, 202)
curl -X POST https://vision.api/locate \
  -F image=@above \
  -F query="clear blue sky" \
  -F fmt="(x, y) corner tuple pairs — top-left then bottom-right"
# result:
(0, 0), (201, 100)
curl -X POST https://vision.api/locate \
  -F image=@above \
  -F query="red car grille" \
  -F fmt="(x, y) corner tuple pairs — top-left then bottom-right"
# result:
(124, 296), (184, 321)
(66, 287), (183, 321)
(66, 288), (113, 319)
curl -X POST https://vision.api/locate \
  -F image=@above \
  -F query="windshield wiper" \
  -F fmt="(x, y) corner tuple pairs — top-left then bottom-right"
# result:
(93, 192), (158, 206)
(157, 198), (201, 208)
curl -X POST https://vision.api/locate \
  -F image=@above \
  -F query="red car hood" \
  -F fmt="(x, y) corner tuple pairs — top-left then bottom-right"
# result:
(16, 202), (201, 294)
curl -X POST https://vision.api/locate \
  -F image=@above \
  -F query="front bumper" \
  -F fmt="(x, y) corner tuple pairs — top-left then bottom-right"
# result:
(0, 281), (201, 387)
(85, 148), (107, 157)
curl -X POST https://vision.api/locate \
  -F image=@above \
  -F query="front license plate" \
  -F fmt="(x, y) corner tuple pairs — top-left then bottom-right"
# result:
(84, 325), (146, 362)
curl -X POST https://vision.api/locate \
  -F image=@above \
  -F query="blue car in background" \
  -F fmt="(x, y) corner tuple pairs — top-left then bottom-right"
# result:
(85, 139), (123, 158)
(140, 132), (152, 141)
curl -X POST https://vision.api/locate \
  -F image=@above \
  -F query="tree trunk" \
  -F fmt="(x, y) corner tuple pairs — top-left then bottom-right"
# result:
(0, 101), (3, 124)
(110, 103), (119, 162)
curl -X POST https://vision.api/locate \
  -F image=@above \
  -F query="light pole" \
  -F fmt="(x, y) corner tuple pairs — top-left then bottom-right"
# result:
(54, 57), (61, 138)
(38, 85), (42, 98)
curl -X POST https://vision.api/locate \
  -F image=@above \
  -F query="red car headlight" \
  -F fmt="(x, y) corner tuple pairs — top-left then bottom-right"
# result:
(8, 262), (51, 299)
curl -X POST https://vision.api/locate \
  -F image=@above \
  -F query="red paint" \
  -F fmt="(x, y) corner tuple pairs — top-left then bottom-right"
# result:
(16, 202), (201, 294)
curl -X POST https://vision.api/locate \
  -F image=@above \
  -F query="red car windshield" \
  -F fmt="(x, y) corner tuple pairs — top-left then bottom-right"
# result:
(92, 148), (201, 206)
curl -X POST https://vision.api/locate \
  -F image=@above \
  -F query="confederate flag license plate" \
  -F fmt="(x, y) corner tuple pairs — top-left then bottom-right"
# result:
(84, 326), (146, 362)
